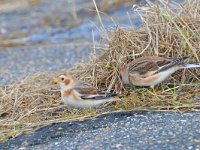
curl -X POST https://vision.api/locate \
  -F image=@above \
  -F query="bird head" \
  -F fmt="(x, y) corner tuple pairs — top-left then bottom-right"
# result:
(53, 73), (76, 90)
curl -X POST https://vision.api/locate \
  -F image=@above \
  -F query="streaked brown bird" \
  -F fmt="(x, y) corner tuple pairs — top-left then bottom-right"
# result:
(53, 73), (120, 108)
(119, 56), (200, 88)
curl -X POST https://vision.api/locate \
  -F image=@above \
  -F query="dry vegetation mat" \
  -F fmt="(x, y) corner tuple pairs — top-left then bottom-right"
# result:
(0, 0), (200, 143)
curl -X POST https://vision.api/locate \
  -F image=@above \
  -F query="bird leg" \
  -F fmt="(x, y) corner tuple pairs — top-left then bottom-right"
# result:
(65, 106), (73, 112)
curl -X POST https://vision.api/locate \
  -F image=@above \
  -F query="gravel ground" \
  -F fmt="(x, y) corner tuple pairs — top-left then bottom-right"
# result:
(1, 111), (200, 150)
(0, 42), (93, 85)
(0, 0), (141, 85)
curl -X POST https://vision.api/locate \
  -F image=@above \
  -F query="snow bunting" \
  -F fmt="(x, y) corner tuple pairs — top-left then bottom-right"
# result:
(53, 73), (120, 108)
(119, 56), (200, 88)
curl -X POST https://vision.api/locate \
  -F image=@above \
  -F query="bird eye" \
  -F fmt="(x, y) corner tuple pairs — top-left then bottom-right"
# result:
(61, 77), (64, 81)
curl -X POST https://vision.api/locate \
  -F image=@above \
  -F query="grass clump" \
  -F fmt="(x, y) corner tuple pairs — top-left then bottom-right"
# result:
(0, 0), (200, 143)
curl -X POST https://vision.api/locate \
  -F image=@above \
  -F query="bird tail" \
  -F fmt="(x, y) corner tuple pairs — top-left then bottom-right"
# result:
(97, 92), (121, 101)
(172, 56), (190, 64)
(81, 92), (120, 101)
(184, 63), (200, 68)
(98, 92), (118, 98)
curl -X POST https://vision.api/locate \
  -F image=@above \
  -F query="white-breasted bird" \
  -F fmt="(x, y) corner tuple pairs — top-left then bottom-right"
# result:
(53, 73), (120, 108)
(119, 56), (200, 88)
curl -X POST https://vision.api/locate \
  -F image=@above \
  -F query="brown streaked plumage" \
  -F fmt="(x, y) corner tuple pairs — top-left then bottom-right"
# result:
(119, 56), (200, 88)
(53, 73), (120, 108)
(63, 90), (73, 97)
(64, 79), (70, 85)
(74, 82), (98, 96)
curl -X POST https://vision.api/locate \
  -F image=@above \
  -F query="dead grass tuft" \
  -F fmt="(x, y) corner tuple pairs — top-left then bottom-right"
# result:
(0, 0), (200, 143)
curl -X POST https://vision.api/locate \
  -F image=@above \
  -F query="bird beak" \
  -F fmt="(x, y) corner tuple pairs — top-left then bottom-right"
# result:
(53, 79), (59, 84)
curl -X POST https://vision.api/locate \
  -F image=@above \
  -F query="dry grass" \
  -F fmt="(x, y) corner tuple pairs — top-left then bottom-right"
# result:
(1, 0), (200, 143)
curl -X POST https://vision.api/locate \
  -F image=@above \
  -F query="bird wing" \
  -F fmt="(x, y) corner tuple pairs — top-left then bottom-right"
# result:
(128, 56), (189, 77)
(80, 92), (118, 100)
(74, 81), (118, 100)
(153, 56), (190, 74)
(74, 81), (98, 96)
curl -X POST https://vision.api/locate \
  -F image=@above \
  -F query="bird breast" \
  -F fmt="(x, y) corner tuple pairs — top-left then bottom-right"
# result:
(62, 90), (73, 97)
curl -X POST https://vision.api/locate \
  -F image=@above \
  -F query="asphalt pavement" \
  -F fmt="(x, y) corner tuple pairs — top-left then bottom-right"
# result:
(1, 111), (200, 150)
